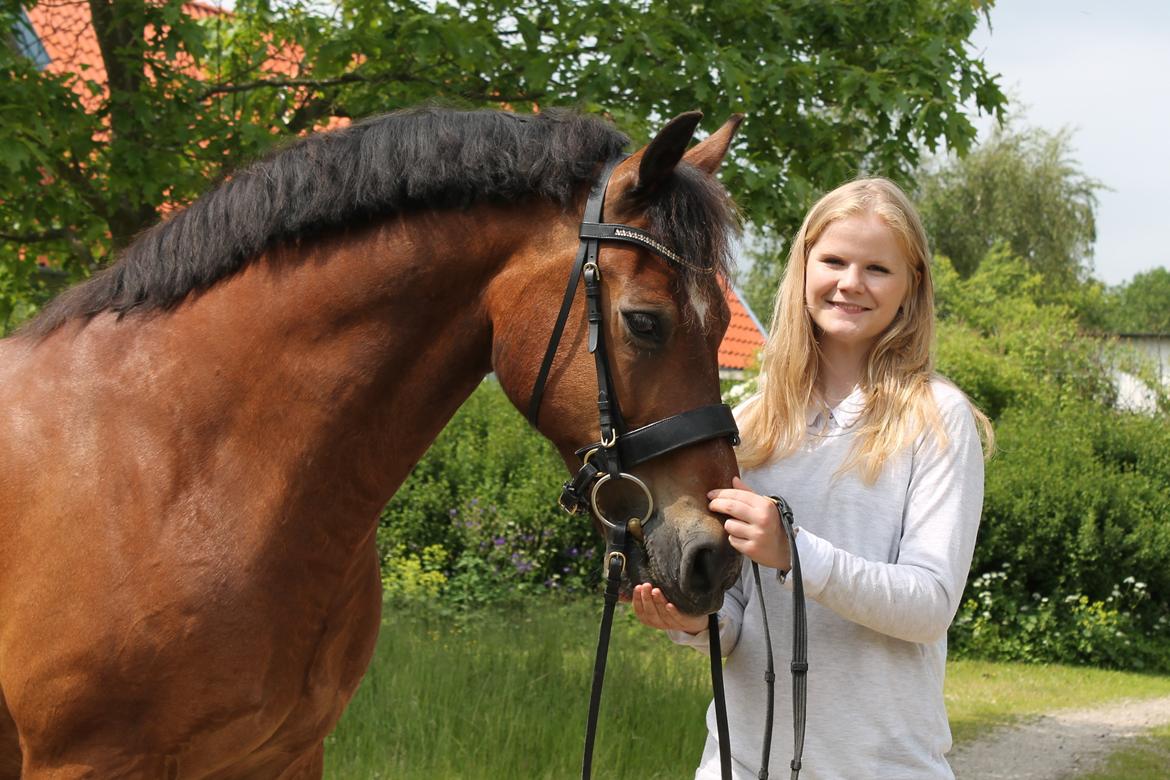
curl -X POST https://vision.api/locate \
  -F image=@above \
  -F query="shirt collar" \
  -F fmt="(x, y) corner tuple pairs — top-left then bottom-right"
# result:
(806, 385), (865, 430)
(831, 385), (866, 429)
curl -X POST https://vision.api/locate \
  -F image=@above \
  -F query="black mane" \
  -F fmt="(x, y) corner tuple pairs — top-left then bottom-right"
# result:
(23, 106), (736, 338)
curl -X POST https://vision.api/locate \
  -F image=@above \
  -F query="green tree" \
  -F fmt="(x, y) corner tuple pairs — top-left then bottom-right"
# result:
(2, 0), (1005, 332)
(1104, 267), (1170, 334)
(918, 123), (1101, 288)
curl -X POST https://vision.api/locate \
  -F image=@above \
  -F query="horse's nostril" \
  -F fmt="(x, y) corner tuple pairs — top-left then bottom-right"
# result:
(683, 542), (717, 595)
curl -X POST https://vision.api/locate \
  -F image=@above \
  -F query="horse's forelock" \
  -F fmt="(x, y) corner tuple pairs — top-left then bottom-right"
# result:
(633, 163), (740, 330)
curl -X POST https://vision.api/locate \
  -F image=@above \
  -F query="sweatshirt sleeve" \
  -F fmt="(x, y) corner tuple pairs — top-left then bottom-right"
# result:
(667, 557), (749, 656)
(803, 394), (985, 644)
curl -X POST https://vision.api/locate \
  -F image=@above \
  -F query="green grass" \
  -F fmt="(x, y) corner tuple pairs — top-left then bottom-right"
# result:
(945, 658), (1170, 744)
(325, 600), (1170, 778)
(1078, 722), (1170, 780)
(324, 600), (713, 779)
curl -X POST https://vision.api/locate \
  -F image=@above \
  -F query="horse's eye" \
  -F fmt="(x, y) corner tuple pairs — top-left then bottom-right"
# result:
(623, 311), (661, 341)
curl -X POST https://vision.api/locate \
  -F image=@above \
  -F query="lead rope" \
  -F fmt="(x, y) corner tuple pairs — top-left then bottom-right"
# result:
(708, 614), (733, 779)
(583, 519), (735, 780)
(582, 522), (628, 780)
(752, 561), (776, 778)
(714, 500), (805, 780)
(758, 495), (806, 780)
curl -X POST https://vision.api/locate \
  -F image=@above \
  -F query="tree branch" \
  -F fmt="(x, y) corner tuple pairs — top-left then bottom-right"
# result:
(200, 71), (381, 98)
(0, 228), (69, 244)
(199, 69), (541, 105)
(0, 226), (97, 272)
(284, 97), (350, 136)
(51, 153), (111, 226)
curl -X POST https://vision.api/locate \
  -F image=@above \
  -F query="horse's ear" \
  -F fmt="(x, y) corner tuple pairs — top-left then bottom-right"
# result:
(682, 113), (745, 175)
(633, 111), (704, 190)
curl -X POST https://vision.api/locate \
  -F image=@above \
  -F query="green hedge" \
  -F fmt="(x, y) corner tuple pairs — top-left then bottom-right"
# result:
(935, 250), (1170, 670)
(377, 380), (602, 610)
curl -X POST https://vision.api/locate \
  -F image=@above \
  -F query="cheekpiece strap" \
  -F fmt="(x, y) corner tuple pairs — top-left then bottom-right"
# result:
(527, 156), (626, 428)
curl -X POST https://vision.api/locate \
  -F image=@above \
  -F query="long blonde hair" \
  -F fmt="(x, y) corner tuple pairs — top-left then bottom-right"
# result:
(737, 177), (992, 481)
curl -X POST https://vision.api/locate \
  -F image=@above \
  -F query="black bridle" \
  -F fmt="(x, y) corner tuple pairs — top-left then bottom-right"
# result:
(527, 156), (807, 780)
(527, 155), (739, 520)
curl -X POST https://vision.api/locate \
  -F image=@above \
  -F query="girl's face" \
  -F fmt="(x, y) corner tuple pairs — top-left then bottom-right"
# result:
(804, 212), (912, 355)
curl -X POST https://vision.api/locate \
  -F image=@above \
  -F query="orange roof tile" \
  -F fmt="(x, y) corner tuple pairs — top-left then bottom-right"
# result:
(719, 283), (766, 372)
(26, 1), (107, 100)
(26, 1), (228, 109)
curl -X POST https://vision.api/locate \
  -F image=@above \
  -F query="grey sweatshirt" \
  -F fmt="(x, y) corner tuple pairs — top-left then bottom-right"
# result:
(671, 379), (985, 779)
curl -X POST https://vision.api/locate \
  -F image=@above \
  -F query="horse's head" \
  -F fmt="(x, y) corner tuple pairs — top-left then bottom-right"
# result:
(491, 113), (744, 615)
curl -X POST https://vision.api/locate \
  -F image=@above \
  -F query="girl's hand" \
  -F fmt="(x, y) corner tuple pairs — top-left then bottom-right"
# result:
(631, 583), (708, 635)
(708, 476), (792, 571)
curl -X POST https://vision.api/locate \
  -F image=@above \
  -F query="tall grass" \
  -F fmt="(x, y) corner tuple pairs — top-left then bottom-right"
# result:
(326, 600), (1170, 778)
(325, 600), (712, 779)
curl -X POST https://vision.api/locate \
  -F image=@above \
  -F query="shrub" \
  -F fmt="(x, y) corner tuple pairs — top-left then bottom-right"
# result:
(936, 249), (1170, 668)
(951, 568), (1170, 672)
(377, 379), (602, 608)
(976, 399), (1170, 602)
(381, 544), (449, 602)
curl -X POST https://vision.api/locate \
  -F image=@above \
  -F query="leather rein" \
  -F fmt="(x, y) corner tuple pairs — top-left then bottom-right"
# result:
(527, 156), (807, 780)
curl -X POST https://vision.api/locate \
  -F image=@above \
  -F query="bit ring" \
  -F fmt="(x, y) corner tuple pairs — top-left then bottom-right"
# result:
(590, 472), (654, 531)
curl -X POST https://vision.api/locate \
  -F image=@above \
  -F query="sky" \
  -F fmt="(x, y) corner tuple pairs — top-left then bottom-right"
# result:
(968, 1), (1170, 287)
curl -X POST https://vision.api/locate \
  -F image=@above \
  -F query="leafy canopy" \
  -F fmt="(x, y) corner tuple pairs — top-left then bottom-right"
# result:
(1104, 268), (1170, 335)
(918, 122), (1101, 287)
(1, 0), (1005, 332)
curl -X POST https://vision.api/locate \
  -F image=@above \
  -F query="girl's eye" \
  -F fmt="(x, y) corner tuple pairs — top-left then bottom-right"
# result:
(869, 265), (891, 274)
(823, 257), (845, 266)
(623, 311), (661, 340)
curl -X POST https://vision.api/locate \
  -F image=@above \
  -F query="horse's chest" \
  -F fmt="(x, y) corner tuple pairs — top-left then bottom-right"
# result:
(4, 537), (383, 777)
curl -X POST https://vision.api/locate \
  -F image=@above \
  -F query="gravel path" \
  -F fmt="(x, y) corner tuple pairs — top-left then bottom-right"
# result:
(948, 695), (1170, 779)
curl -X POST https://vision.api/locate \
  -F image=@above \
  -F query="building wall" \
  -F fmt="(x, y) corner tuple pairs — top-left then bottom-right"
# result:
(1113, 334), (1170, 413)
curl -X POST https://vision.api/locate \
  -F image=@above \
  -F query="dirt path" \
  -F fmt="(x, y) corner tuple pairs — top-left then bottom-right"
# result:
(948, 695), (1170, 779)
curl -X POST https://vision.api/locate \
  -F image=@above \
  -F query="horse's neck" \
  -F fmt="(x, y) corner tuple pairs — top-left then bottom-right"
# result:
(78, 205), (554, 530)
(235, 211), (517, 498)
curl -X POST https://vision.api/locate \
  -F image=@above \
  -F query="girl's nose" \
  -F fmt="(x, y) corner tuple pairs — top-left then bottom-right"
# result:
(838, 263), (864, 291)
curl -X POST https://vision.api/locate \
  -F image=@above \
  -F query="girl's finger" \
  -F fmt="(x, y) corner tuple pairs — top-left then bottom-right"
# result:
(708, 495), (757, 521)
(722, 518), (753, 541)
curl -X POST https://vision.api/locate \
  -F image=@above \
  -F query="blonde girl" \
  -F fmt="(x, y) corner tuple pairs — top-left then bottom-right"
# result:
(633, 177), (991, 780)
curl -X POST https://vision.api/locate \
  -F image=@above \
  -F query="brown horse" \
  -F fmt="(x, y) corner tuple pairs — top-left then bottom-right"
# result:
(0, 107), (743, 777)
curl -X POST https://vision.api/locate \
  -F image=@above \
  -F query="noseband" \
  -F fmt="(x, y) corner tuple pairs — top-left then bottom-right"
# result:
(526, 157), (808, 779)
